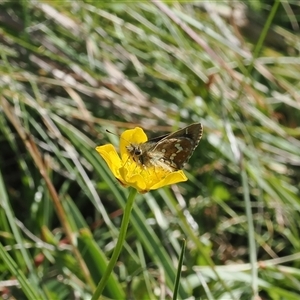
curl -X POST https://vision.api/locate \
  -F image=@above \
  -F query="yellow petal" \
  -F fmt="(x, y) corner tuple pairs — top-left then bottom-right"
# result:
(150, 170), (188, 190)
(126, 174), (147, 191)
(95, 144), (122, 178)
(120, 127), (148, 160)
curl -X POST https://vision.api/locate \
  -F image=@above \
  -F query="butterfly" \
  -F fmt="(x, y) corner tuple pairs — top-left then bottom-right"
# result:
(126, 123), (203, 172)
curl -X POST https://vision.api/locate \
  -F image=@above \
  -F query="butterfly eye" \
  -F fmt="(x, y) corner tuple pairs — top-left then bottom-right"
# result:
(134, 148), (142, 156)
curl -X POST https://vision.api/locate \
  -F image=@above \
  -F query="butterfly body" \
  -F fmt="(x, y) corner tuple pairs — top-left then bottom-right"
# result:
(126, 123), (203, 171)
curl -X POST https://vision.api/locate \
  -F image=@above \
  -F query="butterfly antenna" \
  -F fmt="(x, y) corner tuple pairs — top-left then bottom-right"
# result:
(106, 129), (119, 136)
(107, 129), (133, 146)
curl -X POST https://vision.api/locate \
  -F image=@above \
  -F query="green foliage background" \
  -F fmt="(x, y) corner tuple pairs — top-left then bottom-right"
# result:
(1, 1), (300, 299)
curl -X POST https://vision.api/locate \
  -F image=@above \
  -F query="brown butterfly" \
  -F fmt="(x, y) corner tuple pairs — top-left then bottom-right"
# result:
(126, 123), (203, 172)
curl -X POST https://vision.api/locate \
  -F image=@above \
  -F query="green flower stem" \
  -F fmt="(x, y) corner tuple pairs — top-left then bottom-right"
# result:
(92, 188), (137, 300)
(173, 238), (186, 300)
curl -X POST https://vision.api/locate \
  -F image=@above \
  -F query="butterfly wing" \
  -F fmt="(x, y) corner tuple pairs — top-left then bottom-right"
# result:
(147, 123), (203, 170)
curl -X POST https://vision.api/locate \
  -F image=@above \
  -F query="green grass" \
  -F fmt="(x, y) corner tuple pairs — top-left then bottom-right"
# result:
(1, 1), (300, 299)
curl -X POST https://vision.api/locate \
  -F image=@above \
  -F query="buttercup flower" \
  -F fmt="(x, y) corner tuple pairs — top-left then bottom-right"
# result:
(96, 127), (188, 193)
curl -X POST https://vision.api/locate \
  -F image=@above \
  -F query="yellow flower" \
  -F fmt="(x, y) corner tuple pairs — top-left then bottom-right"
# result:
(96, 127), (188, 193)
